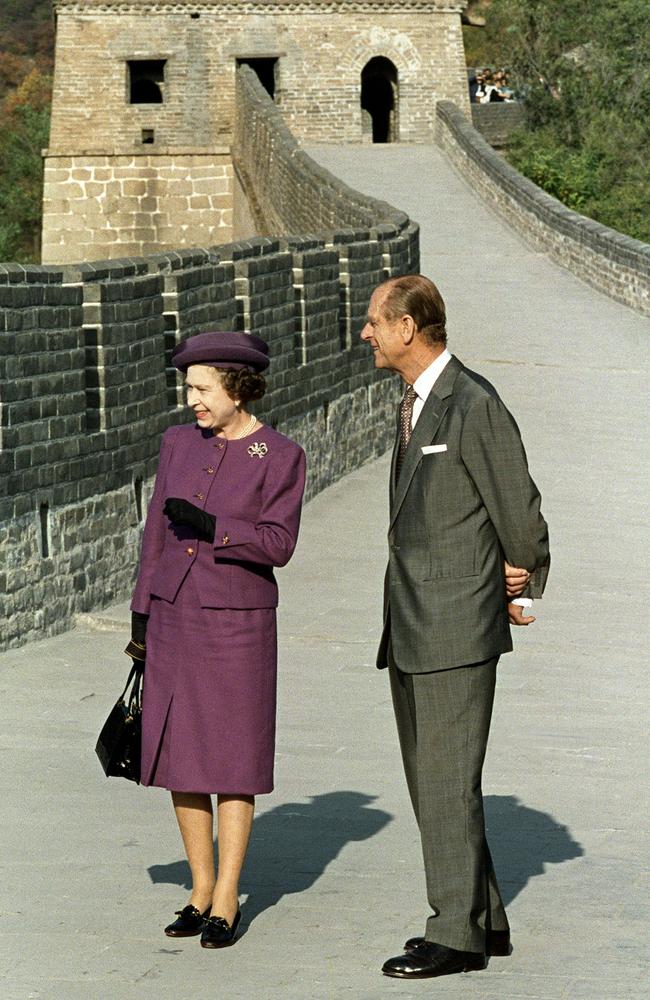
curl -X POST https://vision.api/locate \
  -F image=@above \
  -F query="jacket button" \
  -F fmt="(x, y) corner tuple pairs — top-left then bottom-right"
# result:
(221, 535), (229, 545)
(194, 492), (205, 500)
(205, 467), (215, 474)
(186, 547), (194, 556)
(215, 442), (225, 450)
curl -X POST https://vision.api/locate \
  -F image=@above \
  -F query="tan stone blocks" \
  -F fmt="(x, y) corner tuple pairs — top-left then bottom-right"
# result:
(42, 152), (236, 263)
(166, 180), (194, 196)
(122, 180), (148, 196)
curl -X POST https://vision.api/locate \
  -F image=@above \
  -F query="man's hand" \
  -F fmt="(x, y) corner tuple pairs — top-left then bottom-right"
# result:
(504, 561), (530, 599)
(508, 603), (536, 626)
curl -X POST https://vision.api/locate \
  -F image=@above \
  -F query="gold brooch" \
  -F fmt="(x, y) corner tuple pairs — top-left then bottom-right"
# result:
(247, 441), (268, 459)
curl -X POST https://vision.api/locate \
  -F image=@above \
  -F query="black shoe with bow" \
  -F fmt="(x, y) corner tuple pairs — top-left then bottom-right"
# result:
(382, 941), (485, 979)
(164, 904), (211, 937)
(200, 909), (241, 949)
(403, 929), (511, 957)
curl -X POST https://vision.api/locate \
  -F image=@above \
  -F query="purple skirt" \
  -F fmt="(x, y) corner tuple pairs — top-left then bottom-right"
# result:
(140, 570), (277, 794)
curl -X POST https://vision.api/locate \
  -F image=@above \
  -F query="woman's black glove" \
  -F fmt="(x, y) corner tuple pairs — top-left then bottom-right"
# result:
(125, 610), (149, 663)
(163, 497), (216, 542)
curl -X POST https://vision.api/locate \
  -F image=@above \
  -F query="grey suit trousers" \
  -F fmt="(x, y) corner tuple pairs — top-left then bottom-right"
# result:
(388, 651), (509, 953)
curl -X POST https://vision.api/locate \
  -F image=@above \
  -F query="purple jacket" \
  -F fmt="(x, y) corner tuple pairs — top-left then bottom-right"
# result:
(131, 423), (306, 613)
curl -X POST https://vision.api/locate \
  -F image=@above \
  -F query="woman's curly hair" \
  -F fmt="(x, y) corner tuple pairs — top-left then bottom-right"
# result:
(217, 368), (267, 404)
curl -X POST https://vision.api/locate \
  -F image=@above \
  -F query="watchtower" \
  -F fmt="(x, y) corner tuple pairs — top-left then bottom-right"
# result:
(43, 0), (470, 263)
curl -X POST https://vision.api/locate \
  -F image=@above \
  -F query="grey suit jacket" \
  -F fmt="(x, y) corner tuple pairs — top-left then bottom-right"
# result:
(378, 355), (550, 673)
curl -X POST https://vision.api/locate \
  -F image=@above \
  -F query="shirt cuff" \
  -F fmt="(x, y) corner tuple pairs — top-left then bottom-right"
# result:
(511, 597), (533, 608)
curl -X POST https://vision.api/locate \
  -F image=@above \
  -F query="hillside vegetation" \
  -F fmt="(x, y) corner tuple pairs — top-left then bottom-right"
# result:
(0, 0), (53, 261)
(465, 0), (650, 242)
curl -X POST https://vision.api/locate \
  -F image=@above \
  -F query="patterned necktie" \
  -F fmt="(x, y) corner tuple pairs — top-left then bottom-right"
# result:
(396, 384), (417, 479)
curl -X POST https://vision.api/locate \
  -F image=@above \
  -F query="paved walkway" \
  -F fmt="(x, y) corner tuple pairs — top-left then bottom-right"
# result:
(1, 145), (649, 999)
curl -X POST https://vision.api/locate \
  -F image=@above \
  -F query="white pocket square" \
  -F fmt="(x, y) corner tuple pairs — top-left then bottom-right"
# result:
(421, 444), (447, 454)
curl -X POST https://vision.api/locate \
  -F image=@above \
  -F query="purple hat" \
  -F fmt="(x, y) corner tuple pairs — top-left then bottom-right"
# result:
(171, 331), (270, 373)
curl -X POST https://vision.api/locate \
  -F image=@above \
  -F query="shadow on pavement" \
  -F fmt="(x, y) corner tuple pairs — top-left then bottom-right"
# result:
(148, 790), (393, 926)
(147, 792), (582, 925)
(485, 794), (584, 906)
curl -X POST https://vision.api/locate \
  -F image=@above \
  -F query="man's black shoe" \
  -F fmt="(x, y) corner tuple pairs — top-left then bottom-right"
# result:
(404, 929), (511, 957)
(382, 942), (485, 979)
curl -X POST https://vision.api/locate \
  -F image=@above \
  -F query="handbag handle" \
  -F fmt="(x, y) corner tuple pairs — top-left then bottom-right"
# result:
(120, 662), (144, 713)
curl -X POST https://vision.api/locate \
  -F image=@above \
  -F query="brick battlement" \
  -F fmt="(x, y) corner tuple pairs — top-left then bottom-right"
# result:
(0, 70), (418, 650)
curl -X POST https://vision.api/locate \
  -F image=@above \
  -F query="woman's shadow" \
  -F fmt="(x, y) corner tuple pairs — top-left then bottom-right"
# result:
(148, 791), (583, 926)
(148, 790), (392, 926)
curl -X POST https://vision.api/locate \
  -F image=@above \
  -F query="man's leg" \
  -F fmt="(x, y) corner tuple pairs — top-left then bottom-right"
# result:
(388, 648), (420, 822)
(390, 655), (505, 954)
(484, 839), (509, 935)
(414, 658), (499, 953)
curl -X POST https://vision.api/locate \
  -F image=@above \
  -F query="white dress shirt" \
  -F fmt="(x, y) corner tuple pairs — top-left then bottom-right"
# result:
(409, 350), (532, 610)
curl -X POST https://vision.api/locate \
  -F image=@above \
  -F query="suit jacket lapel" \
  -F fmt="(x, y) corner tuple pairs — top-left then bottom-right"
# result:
(389, 399), (401, 505)
(389, 355), (463, 531)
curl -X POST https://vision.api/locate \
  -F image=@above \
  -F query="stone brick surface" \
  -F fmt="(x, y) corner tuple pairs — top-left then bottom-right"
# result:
(42, 1), (468, 260)
(1, 72), (419, 651)
(42, 155), (233, 264)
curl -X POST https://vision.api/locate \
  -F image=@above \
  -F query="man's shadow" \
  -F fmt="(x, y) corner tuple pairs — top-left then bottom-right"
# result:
(484, 794), (584, 906)
(148, 791), (583, 925)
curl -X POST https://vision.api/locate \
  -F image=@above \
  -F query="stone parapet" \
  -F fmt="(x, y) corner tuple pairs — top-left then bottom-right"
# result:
(470, 102), (525, 150)
(437, 101), (650, 316)
(42, 153), (233, 264)
(1, 75), (419, 650)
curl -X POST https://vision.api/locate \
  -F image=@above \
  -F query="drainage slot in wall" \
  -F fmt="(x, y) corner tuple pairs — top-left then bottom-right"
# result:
(39, 503), (50, 558)
(134, 476), (144, 523)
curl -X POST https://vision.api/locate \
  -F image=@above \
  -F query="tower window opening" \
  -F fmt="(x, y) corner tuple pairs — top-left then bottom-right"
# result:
(141, 128), (155, 144)
(129, 60), (166, 104)
(236, 58), (278, 99)
(361, 57), (398, 143)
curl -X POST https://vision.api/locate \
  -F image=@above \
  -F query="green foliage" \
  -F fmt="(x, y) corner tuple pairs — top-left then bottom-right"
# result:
(0, 69), (52, 263)
(479, 0), (650, 242)
(0, 1), (54, 261)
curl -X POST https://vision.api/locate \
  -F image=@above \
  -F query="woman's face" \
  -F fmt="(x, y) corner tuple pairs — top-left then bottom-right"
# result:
(185, 365), (237, 431)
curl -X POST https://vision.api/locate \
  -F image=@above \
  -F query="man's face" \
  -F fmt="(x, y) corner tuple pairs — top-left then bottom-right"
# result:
(360, 287), (404, 371)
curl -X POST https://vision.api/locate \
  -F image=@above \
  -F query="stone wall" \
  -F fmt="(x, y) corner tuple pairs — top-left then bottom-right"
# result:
(470, 102), (525, 150)
(50, 1), (470, 148)
(44, 0), (467, 262)
(42, 152), (233, 264)
(437, 101), (650, 316)
(1, 72), (418, 651)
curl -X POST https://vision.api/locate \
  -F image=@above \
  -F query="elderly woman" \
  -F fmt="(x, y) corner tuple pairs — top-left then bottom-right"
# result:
(130, 331), (306, 948)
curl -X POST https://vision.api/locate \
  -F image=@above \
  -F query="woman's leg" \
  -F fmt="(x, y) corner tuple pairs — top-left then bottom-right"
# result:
(212, 794), (255, 923)
(171, 791), (216, 912)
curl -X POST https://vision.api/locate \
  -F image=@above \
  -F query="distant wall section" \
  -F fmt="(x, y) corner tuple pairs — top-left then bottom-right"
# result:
(437, 101), (650, 317)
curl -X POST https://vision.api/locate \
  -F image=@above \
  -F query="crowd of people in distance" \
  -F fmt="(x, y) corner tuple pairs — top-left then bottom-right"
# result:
(468, 67), (516, 104)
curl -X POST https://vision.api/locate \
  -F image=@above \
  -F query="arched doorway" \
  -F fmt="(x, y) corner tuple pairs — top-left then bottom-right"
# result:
(361, 57), (398, 143)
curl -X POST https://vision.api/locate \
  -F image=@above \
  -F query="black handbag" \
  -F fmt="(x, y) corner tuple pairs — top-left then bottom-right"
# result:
(95, 660), (144, 784)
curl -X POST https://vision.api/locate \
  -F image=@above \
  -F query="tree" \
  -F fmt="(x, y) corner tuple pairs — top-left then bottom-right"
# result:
(473, 0), (650, 241)
(0, 67), (52, 262)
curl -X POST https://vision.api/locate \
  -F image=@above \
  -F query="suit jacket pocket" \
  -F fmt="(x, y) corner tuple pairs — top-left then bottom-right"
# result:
(424, 535), (478, 580)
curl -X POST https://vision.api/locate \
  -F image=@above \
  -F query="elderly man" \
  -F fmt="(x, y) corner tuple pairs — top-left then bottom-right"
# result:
(361, 274), (550, 980)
